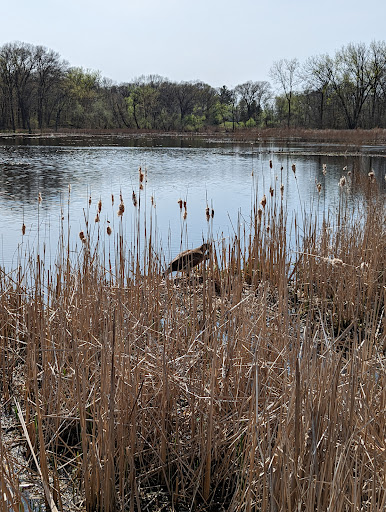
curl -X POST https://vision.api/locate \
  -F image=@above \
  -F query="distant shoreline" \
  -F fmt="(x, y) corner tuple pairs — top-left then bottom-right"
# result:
(1, 128), (386, 151)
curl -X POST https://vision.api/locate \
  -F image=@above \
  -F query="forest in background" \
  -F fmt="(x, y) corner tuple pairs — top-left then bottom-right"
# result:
(1, 40), (386, 133)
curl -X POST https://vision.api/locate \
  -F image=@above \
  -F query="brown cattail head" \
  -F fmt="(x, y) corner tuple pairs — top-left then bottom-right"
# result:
(98, 199), (102, 213)
(178, 199), (183, 210)
(139, 167), (144, 183)
(269, 160), (273, 169)
(38, 192), (42, 203)
(292, 164), (296, 174)
(132, 191), (138, 207)
(140, 183), (144, 190)
(118, 202), (125, 216)
(316, 182), (322, 193)
(206, 207), (210, 221)
(257, 208), (263, 223)
(280, 183), (284, 197)
(88, 196), (92, 205)
(79, 231), (86, 243)
(183, 201), (187, 210)
(107, 225), (112, 236)
(95, 214), (100, 223)
(22, 223), (26, 235)
(269, 186), (274, 197)
(211, 208), (214, 218)
(111, 194), (114, 205)
(183, 210), (187, 220)
(260, 194), (267, 209)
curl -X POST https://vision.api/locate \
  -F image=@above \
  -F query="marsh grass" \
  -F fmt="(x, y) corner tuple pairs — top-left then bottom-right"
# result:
(0, 165), (385, 512)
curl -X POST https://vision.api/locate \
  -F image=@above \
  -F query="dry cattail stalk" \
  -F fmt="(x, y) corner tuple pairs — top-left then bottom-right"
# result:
(118, 202), (125, 216)
(260, 195), (267, 209)
(22, 223), (26, 235)
(132, 191), (137, 207)
(339, 176), (346, 187)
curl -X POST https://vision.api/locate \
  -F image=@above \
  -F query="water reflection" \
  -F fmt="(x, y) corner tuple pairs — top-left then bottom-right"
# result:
(0, 137), (385, 269)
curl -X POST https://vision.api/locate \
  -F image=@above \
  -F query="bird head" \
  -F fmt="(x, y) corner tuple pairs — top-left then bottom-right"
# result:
(201, 243), (210, 253)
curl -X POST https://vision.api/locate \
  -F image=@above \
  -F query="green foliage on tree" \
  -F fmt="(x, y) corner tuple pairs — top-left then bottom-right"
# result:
(1, 40), (386, 132)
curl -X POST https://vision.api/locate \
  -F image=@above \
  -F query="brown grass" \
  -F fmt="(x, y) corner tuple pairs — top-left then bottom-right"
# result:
(2, 127), (386, 146)
(0, 166), (385, 512)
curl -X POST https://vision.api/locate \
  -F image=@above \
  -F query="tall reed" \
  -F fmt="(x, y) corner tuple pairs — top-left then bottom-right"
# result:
(0, 164), (384, 511)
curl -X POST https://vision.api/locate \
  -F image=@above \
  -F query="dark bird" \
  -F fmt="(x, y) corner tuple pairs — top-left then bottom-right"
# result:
(163, 243), (210, 276)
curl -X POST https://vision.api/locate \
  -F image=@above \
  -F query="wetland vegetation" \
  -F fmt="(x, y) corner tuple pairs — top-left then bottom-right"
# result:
(0, 161), (385, 511)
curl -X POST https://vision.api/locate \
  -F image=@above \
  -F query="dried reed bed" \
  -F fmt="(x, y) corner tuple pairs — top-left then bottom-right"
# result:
(0, 169), (385, 512)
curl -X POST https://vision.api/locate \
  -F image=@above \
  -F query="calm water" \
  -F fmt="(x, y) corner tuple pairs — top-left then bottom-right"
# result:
(0, 135), (385, 270)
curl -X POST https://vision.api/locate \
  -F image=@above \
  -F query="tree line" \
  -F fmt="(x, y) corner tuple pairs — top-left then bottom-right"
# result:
(1, 40), (386, 132)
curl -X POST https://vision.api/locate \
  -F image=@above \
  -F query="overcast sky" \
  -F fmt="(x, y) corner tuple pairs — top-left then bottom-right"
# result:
(3, 0), (386, 88)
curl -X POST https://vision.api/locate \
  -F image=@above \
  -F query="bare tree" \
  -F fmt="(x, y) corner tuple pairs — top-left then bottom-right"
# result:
(270, 58), (300, 127)
(302, 54), (331, 128)
(34, 45), (67, 130)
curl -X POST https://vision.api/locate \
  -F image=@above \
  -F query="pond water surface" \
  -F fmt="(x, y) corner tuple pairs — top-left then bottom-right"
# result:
(0, 134), (385, 271)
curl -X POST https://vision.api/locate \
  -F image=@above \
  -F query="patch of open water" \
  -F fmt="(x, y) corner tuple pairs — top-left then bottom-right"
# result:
(0, 136), (385, 271)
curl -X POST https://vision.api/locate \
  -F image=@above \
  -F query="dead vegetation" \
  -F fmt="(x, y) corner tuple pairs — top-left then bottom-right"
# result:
(0, 164), (385, 512)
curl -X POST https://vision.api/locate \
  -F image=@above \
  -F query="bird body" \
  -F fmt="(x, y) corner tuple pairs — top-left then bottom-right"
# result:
(164, 243), (210, 276)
